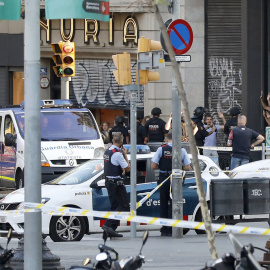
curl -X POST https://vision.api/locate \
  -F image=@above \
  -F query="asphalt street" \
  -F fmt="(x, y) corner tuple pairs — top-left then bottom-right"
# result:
(0, 221), (269, 269)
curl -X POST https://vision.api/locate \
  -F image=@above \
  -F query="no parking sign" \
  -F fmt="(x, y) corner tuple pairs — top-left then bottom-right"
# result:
(167, 19), (193, 55)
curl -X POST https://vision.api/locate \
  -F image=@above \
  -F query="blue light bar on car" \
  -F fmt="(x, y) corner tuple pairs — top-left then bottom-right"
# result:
(20, 99), (73, 108)
(124, 145), (151, 154)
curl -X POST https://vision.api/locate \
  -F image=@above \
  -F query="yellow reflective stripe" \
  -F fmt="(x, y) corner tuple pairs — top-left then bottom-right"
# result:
(104, 212), (111, 218)
(263, 229), (270, 235)
(149, 217), (158, 224)
(216, 224), (226, 232)
(136, 202), (140, 209)
(240, 227), (249, 233)
(58, 207), (67, 212)
(127, 215), (134, 222)
(194, 222), (203, 229)
(36, 204), (44, 209)
(172, 220), (180, 227)
(1, 176), (15, 181)
(49, 211), (54, 215)
(81, 210), (89, 216)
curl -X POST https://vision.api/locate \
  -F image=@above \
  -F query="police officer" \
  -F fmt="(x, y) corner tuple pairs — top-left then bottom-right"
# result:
(191, 107), (216, 154)
(151, 133), (191, 236)
(145, 107), (168, 142)
(127, 111), (148, 145)
(102, 133), (130, 237)
(224, 106), (241, 140)
(109, 116), (129, 144)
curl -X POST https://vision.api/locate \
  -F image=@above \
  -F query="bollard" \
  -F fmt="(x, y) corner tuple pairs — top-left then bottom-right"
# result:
(7, 238), (64, 270)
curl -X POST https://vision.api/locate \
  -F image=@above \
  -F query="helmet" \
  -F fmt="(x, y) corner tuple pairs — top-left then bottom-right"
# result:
(229, 107), (241, 116)
(193, 107), (206, 118)
(115, 116), (125, 124)
(151, 107), (162, 115)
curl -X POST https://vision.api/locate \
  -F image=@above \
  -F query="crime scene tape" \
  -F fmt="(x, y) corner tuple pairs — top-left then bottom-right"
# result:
(198, 146), (262, 151)
(136, 174), (171, 209)
(8, 202), (270, 236)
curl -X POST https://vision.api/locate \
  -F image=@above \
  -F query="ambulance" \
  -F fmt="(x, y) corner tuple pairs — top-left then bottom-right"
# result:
(0, 99), (104, 189)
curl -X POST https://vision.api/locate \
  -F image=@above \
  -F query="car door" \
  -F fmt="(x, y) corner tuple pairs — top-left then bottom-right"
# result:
(2, 115), (16, 188)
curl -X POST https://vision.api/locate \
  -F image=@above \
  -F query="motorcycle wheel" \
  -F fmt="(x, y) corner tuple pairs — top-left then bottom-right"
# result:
(49, 215), (86, 242)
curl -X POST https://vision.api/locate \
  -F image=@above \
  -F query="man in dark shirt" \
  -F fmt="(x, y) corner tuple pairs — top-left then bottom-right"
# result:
(127, 112), (148, 145)
(145, 107), (168, 142)
(227, 115), (265, 169)
(224, 106), (241, 140)
(109, 116), (129, 144)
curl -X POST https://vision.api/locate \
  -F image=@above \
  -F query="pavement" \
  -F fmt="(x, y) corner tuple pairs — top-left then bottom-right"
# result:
(0, 222), (269, 269)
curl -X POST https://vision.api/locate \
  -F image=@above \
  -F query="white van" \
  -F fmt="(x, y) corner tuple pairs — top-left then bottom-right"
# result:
(0, 99), (104, 189)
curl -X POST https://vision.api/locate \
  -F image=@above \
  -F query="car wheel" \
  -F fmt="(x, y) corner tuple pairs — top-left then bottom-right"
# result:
(49, 215), (86, 242)
(15, 171), (24, 189)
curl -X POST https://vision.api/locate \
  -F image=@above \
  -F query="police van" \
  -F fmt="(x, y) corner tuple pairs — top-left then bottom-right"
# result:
(0, 99), (104, 189)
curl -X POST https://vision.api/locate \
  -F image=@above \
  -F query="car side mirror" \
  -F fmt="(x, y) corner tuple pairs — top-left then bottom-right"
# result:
(5, 133), (17, 147)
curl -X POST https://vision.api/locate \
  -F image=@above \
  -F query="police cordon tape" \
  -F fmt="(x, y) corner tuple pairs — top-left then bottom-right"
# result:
(198, 146), (262, 151)
(136, 174), (171, 209)
(5, 202), (270, 236)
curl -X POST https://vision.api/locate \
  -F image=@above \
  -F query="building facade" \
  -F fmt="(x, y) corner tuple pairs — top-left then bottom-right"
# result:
(0, 0), (269, 146)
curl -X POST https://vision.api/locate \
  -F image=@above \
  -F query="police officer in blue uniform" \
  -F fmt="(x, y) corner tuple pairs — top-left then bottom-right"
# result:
(145, 107), (168, 142)
(102, 133), (130, 237)
(151, 133), (191, 236)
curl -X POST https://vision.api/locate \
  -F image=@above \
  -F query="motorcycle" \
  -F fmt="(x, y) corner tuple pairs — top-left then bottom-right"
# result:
(68, 231), (148, 270)
(0, 228), (14, 269)
(202, 232), (264, 270)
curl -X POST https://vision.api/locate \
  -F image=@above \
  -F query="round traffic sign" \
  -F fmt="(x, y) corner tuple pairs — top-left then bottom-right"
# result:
(167, 19), (193, 55)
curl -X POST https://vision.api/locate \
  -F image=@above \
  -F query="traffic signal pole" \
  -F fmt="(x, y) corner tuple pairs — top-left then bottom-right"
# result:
(171, 0), (183, 239)
(61, 77), (71, 99)
(24, 0), (42, 269)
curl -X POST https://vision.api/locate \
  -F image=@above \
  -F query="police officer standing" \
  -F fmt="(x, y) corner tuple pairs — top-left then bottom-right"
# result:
(127, 111), (148, 145)
(145, 107), (168, 142)
(191, 107), (216, 154)
(102, 134), (130, 237)
(224, 106), (241, 140)
(151, 133), (191, 236)
(109, 116), (129, 144)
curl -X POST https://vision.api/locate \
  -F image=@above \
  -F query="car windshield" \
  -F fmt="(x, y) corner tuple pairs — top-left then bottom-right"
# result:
(48, 159), (104, 185)
(15, 111), (100, 141)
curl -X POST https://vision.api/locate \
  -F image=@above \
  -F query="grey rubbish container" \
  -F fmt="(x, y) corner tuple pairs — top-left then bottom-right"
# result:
(243, 178), (270, 215)
(210, 179), (244, 216)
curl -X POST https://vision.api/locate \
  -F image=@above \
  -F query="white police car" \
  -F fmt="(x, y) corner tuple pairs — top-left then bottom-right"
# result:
(229, 159), (270, 179)
(0, 145), (228, 242)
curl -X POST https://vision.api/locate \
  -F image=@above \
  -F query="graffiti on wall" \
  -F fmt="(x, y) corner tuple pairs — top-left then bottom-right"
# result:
(208, 57), (242, 124)
(70, 59), (143, 109)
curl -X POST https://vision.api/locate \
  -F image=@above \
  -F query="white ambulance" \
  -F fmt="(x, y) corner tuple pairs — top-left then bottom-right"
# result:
(0, 99), (104, 189)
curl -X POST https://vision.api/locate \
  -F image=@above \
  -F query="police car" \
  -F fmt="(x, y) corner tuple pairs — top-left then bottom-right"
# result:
(229, 159), (270, 178)
(0, 145), (228, 242)
(0, 99), (104, 189)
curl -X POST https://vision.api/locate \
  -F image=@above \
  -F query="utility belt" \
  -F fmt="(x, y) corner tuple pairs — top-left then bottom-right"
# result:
(159, 171), (172, 176)
(105, 177), (124, 186)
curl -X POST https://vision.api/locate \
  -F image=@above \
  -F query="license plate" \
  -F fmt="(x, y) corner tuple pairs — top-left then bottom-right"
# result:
(0, 216), (6, 223)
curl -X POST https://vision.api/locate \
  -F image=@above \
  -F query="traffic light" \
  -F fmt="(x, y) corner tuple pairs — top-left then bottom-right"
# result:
(136, 37), (163, 85)
(51, 41), (75, 77)
(112, 52), (132, 85)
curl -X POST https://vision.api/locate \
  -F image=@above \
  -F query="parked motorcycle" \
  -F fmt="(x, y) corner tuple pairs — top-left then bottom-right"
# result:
(0, 228), (14, 269)
(68, 231), (148, 270)
(202, 232), (264, 270)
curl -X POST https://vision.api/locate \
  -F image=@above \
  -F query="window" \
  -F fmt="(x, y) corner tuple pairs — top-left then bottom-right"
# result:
(4, 115), (15, 136)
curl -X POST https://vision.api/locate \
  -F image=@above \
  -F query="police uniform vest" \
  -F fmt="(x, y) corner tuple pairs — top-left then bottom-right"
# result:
(159, 144), (172, 172)
(109, 126), (128, 144)
(104, 148), (122, 177)
(147, 117), (165, 142)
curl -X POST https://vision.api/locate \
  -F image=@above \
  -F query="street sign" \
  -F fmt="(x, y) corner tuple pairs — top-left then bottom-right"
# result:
(45, 0), (110, 21)
(164, 54), (191, 62)
(167, 19), (193, 55)
(0, 0), (21, 20)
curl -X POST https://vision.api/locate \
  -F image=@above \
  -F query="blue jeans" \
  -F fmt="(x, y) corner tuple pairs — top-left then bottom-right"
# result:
(230, 156), (249, 170)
